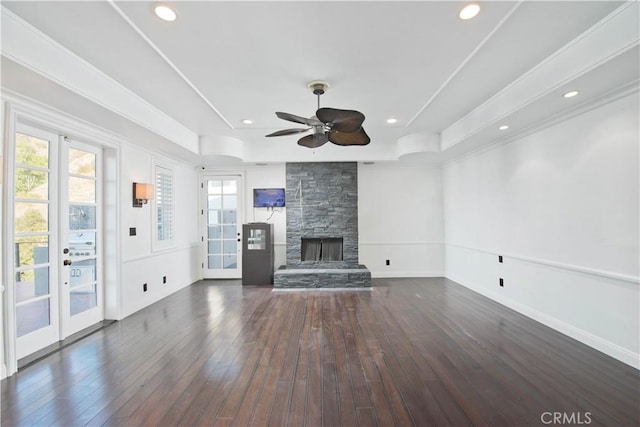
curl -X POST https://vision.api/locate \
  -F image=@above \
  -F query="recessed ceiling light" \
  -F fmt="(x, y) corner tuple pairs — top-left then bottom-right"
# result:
(241, 119), (253, 125)
(155, 4), (177, 22)
(498, 125), (509, 131)
(563, 90), (579, 98)
(386, 118), (398, 124)
(459, 4), (480, 20)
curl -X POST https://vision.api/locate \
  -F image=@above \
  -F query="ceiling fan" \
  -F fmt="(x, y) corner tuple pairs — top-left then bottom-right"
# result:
(265, 81), (370, 148)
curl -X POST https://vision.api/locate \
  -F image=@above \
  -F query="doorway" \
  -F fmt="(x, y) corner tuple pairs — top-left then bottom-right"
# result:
(201, 175), (243, 279)
(12, 123), (104, 359)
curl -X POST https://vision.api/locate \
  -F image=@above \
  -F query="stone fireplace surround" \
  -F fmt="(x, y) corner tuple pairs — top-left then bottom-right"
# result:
(273, 162), (371, 288)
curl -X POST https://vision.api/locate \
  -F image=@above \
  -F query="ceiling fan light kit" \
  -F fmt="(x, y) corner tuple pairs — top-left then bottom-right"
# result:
(266, 81), (370, 148)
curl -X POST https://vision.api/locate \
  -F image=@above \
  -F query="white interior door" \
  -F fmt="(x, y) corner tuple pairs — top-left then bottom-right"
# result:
(201, 175), (243, 279)
(13, 124), (104, 359)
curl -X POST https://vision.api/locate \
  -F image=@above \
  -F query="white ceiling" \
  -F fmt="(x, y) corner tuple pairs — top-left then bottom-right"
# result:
(1, 1), (638, 165)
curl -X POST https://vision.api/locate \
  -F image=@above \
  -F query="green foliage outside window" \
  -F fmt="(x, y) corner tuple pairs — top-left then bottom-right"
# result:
(15, 134), (49, 198)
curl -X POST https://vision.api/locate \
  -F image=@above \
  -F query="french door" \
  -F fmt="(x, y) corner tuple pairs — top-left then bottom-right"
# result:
(13, 123), (103, 359)
(201, 175), (242, 279)
(60, 141), (102, 337)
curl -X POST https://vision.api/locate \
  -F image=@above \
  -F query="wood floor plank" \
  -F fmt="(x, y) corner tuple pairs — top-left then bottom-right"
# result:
(305, 296), (323, 427)
(251, 296), (301, 425)
(356, 406), (377, 427)
(1, 278), (637, 427)
(331, 301), (359, 427)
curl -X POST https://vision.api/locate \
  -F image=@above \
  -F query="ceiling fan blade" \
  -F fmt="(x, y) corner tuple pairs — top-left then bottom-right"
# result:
(316, 108), (365, 133)
(265, 128), (310, 137)
(298, 133), (329, 148)
(328, 127), (370, 146)
(276, 112), (323, 127)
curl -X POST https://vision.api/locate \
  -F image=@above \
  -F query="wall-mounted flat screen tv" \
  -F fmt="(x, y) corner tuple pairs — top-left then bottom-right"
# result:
(253, 188), (285, 207)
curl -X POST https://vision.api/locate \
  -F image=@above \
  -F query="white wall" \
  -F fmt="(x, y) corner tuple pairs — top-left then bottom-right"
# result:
(359, 164), (444, 277)
(120, 145), (200, 318)
(217, 163), (446, 278)
(443, 93), (640, 368)
(243, 166), (287, 270)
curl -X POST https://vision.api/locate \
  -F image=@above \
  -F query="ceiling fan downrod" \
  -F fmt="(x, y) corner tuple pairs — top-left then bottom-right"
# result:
(308, 81), (329, 110)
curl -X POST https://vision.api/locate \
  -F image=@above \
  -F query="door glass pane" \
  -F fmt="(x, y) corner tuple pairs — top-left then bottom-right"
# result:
(208, 255), (221, 269)
(208, 240), (222, 255)
(222, 210), (237, 224)
(208, 226), (221, 239)
(69, 259), (96, 288)
(208, 180), (222, 194)
(208, 195), (222, 210)
(223, 255), (237, 269)
(69, 232), (96, 257)
(223, 240), (237, 253)
(15, 236), (49, 267)
(208, 210), (221, 224)
(222, 225), (237, 239)
(16, 299), (50, 337)
(15, 202), (48, 233)
(16, 267), (50, 303)
(69, 149), (96, 176)
(70, 285), (97, 316)
(69, 177), (96, 203)
(15, 168), (48, 200)
(222, 180), (237, 194)
(69, 205), (96, 230)
(222, 195), (237, 209)
(16, 133), (49, 167)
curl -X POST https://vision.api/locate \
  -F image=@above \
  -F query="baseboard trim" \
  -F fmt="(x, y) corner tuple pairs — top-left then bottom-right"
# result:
(447, 274), (640, 370)
(371, 271), (443, 278)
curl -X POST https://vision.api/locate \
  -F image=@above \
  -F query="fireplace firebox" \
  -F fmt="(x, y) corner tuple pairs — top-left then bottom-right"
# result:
(301, 237), (343, 262)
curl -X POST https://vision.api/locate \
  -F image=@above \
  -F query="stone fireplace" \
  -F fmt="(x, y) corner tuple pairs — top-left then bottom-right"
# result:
(274, 162), (371, 288)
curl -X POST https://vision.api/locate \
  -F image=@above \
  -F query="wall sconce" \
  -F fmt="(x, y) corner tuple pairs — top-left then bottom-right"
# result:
(133, 183), (154, 207)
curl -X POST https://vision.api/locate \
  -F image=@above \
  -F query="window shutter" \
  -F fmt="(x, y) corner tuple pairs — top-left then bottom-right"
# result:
(156, 167), (173, 241)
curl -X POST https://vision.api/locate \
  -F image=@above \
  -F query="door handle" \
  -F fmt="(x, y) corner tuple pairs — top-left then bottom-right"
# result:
(63, 259), (73, 266)
(63, 248), (69, 254)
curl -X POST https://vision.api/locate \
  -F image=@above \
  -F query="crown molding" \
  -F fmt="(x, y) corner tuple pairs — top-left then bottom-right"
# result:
(441, 1), (640, 151)
(0, 6), (199, 154)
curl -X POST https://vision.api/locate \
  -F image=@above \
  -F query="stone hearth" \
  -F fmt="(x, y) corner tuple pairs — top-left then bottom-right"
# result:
(274, 266), (371, 288)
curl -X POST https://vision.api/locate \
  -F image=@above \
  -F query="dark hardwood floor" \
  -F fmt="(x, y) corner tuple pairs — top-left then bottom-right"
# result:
(2, 278), (638, 426)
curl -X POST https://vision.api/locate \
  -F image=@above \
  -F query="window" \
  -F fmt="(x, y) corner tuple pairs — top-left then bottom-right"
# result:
(155, 165), (174, 243)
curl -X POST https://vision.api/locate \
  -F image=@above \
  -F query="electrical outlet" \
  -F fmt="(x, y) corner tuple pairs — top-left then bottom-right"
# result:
(163, 276), (167, 284)
(385, 259), (390, 266)
(143, 283), (148, 292)
(498, 255), (503, 263)
(129, 227), (136, 236)
(499, 278), (504, 287)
